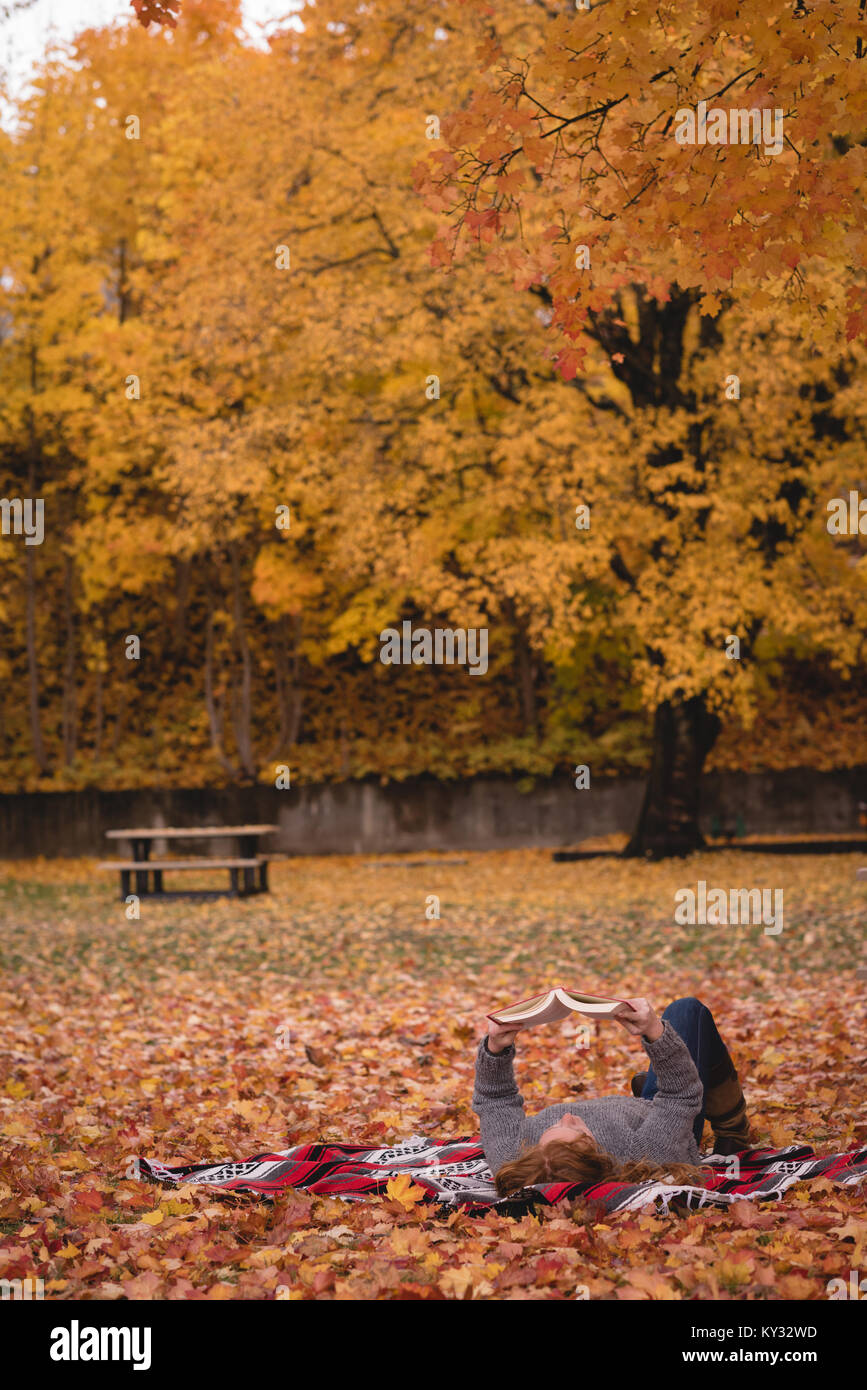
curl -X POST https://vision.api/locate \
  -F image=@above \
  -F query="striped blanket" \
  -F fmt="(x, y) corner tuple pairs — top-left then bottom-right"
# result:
(138, 1136), (867, 1214)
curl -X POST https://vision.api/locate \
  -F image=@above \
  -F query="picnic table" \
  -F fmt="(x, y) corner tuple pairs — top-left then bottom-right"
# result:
(98, 824), (278, 900)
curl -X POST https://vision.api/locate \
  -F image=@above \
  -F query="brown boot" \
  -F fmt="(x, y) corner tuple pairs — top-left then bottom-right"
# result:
(630, 1071), (648, 1098)
(705, 1056), (751, 1154)
(711, 1130), (752, 1156)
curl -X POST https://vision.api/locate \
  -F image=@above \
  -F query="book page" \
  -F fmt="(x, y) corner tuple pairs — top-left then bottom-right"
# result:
(498, 998), (572, 1027)
(491, 992), (552, 1021)
(561, 991), (618, 1004)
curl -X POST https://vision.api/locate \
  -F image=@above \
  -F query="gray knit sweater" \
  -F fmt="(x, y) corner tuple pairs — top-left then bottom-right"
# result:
(472, 1021), (703, 1174)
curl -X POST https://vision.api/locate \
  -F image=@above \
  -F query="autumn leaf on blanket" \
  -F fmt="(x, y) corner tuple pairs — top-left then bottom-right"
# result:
(385, 1174), (427, 1210)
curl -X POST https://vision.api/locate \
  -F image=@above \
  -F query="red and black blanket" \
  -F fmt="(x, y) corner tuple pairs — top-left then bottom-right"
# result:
(138, 1135), (867, 1213)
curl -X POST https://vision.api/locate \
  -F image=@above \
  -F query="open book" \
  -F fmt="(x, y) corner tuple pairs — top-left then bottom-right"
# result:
(487, 988), (631, 1029)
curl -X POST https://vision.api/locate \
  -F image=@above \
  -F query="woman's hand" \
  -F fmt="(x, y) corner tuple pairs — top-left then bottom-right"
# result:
(485, 1017), (524, 1053)
(614, 997), (664, 1042)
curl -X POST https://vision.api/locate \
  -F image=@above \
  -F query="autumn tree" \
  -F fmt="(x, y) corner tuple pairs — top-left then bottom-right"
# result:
(2, 0), (603, 785)
(0, 0), (863, 843)
(413, 0), (867, 853)
(124, 0), (867, 853)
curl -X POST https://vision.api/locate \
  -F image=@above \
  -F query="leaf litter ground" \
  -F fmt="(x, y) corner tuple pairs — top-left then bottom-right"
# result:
(1, 847), (865, 1300)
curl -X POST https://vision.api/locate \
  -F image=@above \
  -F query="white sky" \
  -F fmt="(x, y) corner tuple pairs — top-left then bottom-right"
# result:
(1, 0), (300, 103)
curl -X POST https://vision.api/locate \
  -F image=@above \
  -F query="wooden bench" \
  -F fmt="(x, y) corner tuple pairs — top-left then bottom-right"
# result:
(99, 825), (278, 900)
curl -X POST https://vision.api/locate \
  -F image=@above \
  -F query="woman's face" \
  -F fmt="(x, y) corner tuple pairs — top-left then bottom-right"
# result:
(539, 1112), (595, 1148)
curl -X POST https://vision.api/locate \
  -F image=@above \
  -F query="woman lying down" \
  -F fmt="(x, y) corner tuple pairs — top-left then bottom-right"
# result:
(474, 995), (752, 1196)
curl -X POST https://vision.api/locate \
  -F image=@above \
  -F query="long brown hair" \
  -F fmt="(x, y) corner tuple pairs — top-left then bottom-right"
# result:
(494, 1137), (707, 1198)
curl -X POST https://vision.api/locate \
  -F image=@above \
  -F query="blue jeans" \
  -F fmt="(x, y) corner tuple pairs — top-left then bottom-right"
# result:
(640, 996), (733, 1144)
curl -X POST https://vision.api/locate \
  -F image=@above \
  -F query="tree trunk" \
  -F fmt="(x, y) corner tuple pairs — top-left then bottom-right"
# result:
(267, 613), (304, 760)
(92, 660), (104, 763)
(24, 540), (48, 774)
(503, 597), (537, 735)
(117, 236), (130, 326)
(514, 622), (537, 737)
(229, 540), (256, 780)
(172, 555), (191, 654)
(204, 588), (240, 779)
(62, 552), (77, 764)
(24, 409), (48, 775)
(623, 695), (721, 860)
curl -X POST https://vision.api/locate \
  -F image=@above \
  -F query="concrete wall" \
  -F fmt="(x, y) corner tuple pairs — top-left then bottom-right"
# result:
(0, 765), (865, 859)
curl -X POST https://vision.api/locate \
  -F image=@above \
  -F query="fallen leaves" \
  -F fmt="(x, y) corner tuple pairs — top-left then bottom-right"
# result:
(0, 849), (865, 1299)
(620, 1269), (681, 1300)
(385, 1175), (428, 1211)
(438, 1266), (475, 1299)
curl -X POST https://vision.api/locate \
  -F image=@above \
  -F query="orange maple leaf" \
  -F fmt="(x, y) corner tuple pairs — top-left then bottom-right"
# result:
(385, 1174), (427, 1210)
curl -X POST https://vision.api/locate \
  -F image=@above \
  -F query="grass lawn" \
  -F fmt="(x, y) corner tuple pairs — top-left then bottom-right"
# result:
(1, 847), (865, 1300)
